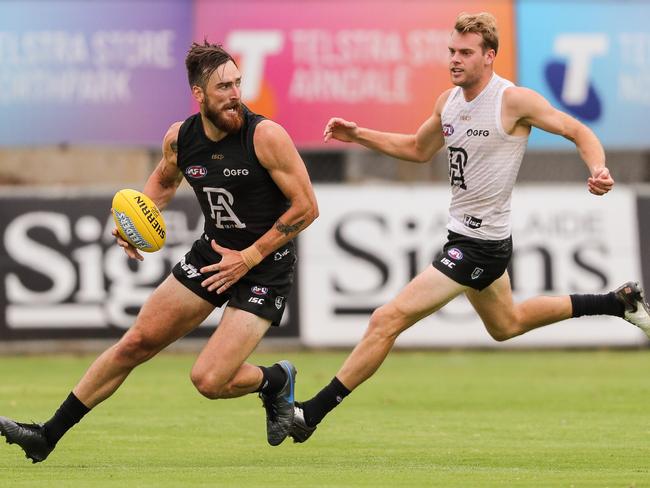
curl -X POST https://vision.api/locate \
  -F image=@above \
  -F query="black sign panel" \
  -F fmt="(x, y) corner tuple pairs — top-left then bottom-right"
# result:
(0, 191), (299, 340)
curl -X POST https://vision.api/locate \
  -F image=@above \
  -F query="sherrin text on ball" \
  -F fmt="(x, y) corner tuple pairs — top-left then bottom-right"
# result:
(111, 189), (166, 252)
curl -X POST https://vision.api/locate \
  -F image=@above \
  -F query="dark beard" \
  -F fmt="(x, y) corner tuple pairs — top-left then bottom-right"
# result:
(205, 103), (244, 134)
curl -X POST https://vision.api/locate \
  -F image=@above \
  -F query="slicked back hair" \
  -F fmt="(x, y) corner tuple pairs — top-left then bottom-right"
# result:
(185, 40), (237, 89)
(454, 12), (499, 54)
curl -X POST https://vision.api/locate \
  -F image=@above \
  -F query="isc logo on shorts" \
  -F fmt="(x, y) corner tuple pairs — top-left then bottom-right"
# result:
(248, 297), (264, 305)
(440, 257), (456, 269)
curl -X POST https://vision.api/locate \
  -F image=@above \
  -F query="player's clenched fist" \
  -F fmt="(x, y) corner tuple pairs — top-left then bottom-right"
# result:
(323, 117), (359, 143)
(587, 167), (614, 196)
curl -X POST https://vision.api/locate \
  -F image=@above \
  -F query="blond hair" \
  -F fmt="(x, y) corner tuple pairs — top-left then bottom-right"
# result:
(454, 12), (499, 54)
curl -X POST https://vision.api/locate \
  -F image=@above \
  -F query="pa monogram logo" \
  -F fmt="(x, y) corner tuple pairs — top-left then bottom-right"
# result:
(203, 187), (246, 229)
(448, 146), (468, 190)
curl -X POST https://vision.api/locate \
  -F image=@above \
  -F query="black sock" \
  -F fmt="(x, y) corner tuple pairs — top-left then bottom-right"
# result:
(301, 377), (351, 427)
(42, 392), (90, 447)
(256, 364), (287, 395)
(570, 292), (625, 318)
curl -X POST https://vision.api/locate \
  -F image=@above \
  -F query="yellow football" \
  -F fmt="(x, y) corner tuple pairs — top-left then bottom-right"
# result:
(111, 189), (166, 252)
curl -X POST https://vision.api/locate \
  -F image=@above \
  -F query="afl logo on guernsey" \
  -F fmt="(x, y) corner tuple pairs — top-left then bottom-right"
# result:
(443, 124), (455, 137)
(186, 165), (207, 179)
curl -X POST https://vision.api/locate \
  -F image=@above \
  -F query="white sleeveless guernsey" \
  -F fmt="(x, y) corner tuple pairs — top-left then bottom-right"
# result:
(441, 73), (528, 240)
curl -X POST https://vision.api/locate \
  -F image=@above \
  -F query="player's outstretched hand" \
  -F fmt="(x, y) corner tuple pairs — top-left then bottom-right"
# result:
(112, 228), (144, 261)
(199, 240), (249, 294)
(587, 167), (614, 196)
(323, 117), (359, 143)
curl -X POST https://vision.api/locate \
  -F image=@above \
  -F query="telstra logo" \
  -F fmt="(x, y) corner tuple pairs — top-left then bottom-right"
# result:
(226, 30), (283, 100)
(545, 34), (608, 121)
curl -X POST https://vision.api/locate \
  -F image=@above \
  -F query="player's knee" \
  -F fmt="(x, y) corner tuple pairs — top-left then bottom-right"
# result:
(367, 304), (408, 341)
(190, 373), (219, 399)
(486, 326), (514, 342)
(190, 371), (228, 399)
(113, 331), (158, 367)
(483, 316), (521, 342)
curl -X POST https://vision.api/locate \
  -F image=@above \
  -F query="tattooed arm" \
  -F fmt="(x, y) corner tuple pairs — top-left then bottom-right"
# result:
(142, 122), (184, 210)
(275, 219), (307, 236)
(252, 119), (319, 256)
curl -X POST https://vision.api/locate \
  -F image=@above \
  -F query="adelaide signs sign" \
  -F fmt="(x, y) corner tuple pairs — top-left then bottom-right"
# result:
(299, 185), (645, 347)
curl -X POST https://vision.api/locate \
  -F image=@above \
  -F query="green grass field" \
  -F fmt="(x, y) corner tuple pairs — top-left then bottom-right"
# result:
(1, 350), (649, 487)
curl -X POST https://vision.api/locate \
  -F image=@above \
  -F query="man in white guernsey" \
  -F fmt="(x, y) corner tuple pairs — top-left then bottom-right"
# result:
(284, 11), (650, 443)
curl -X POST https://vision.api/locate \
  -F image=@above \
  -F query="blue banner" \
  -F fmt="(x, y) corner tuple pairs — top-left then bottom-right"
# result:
(517, 1), (650, 149)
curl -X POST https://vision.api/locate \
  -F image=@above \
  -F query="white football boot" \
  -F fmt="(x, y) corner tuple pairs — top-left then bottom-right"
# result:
(614, 281), (650, 338)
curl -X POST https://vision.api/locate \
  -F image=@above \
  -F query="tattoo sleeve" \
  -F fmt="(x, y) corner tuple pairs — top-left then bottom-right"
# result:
(159, 139), (179, 189)
(275, 219), (306, 236)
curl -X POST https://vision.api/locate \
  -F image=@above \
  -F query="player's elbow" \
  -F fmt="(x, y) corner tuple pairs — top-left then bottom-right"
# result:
(403, 152), (430, 163)
(412, 143), (435, 163)
(414, 153), (433, 163)
(307, 200), (319, 224)
(143, 180), (178, 211)
(301, 197), (319, 228)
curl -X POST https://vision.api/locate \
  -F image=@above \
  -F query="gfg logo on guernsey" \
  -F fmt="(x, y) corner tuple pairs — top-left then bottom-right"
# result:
(545, 34), (608, 121)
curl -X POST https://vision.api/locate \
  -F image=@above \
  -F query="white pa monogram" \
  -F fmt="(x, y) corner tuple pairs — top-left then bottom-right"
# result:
(203, 187), (246, 229)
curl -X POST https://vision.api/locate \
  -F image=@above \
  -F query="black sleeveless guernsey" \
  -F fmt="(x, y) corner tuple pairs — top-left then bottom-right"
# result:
(176, 107), (295, 279)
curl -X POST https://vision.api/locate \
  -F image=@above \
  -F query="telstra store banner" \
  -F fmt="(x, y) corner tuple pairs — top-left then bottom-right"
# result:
(0, 1), (191, 145)
(518, 1), (650, 149)
(196, 0), (516, 147)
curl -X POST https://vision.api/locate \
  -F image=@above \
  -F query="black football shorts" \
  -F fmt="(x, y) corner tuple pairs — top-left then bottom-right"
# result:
(172, 237), (295, 326)
(432, 231), (512, 291)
